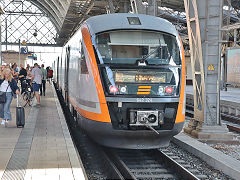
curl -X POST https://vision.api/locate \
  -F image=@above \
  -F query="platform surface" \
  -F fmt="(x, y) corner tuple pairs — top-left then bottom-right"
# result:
(186, 85), (240, 103)
(0, 84), (86, 180)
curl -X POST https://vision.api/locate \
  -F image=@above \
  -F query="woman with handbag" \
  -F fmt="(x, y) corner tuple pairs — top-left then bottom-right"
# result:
(0, 68), (20, 127)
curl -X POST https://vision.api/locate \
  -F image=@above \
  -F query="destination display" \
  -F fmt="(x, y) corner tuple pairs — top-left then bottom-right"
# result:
(135, 74), (166, 83)
(115, 72), (166, 83)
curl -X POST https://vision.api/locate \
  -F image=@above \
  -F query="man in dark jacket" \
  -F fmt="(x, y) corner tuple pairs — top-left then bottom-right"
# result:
(18, 64), (27, 93)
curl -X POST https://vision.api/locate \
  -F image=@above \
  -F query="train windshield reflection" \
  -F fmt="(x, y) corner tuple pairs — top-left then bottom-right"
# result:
(96, 30), (181, 65)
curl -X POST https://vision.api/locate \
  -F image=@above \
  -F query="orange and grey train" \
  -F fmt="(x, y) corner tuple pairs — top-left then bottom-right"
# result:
(54, 13), (186, 149)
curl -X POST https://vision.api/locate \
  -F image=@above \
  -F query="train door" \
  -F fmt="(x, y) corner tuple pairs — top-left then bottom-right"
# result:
(64, 46), (70, 106)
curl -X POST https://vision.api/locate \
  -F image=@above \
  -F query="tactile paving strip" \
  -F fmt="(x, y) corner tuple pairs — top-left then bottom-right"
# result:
(1, 106), (39, 180)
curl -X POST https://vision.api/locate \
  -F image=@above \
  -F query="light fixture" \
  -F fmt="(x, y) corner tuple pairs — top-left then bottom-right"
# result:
(33, 29), (38, 37)
(12, 0), (22, 4)
(109, 86), (118, 94)
(120, 86), (127, 93)
(165, 87), (173, 94)
(127, 17), (141, 25)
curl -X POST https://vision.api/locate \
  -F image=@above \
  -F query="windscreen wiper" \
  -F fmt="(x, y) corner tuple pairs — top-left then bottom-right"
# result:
(140, 46), (161, 62)
(137, 39), (162, 66)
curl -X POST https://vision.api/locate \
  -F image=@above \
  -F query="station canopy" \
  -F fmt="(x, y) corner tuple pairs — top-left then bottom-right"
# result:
(1, 0), (240, 46)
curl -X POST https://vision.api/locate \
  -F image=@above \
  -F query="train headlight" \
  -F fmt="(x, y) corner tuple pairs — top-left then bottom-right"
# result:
(165, 87), (173, 94)
(120, 86), (127, 93)
(158, 86), (164, 95)
(109, 86), (118, 94)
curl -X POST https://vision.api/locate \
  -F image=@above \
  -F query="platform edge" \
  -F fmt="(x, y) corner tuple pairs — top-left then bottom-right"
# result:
(52, 85), (88, 180)
(172, 132), (240, 180)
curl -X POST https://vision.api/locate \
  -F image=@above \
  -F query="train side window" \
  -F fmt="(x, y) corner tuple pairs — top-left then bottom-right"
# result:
(80, 44), (89, 74)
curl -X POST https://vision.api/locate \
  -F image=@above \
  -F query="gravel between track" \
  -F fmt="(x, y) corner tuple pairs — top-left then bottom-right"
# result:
(163, 142), (233, 180)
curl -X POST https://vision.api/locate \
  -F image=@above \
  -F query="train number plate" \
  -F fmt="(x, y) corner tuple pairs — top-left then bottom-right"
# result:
(137, 98), (153, 102)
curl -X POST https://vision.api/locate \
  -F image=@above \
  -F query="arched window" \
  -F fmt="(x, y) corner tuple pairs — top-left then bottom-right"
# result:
(0, 0), (57, 45)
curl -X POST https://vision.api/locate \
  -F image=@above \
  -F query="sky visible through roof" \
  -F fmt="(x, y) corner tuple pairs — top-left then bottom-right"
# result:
(0, 0), (60, 67)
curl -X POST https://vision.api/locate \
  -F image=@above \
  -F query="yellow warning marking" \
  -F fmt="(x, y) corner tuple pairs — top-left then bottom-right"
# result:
(137, 92), (151, 95)
(138, 89), (151, 92)
(138, 86), (151, 89)
(137, 86), (152, 95)
(208, 64), (215, 71)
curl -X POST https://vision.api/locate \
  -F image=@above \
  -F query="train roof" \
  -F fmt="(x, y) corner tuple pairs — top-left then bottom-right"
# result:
(85, 13), (178, 37)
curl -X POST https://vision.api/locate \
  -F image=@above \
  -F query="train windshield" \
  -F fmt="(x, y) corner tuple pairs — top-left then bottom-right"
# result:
(96, 30), (181, 65)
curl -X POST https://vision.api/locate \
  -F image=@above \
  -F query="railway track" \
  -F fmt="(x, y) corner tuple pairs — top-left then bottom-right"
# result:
(186, 94), (240, 133)
(56, 84), (232, 180)
(103, 148), (208, 180)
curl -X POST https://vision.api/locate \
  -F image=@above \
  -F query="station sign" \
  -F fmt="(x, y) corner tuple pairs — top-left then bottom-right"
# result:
(21, 47), (28, 54)
(28, 53), (37, 60)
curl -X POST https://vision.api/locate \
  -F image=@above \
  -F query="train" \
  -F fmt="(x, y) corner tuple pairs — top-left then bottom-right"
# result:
(53, 13), (186, 149)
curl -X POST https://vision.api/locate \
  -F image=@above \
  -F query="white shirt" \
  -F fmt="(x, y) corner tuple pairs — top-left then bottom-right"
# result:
(31, 67), (43, 84)
(0, 80), (12, 92)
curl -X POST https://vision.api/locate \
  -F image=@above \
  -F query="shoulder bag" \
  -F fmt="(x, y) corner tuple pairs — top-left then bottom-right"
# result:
(0, 84), (10, 103)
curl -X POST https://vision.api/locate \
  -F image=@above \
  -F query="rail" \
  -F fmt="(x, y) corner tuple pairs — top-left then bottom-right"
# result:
(103, 148), (204, 180)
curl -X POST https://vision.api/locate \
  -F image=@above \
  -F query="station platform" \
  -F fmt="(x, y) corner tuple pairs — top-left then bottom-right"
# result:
(184, 85), (240, 179)
(0, 84), (86, 180)
(173, 133), (240, 179)
(186, 85), (240, 103)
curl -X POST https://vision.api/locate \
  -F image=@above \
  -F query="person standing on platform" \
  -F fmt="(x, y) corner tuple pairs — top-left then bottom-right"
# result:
(40, 64), (47, 96)
(5, 64), (10, 69)
(31, 63), (43, 106)
(11, 63), (19, 82)
(18, 64), (27, 94)
(46, 66), (50, 83)
(0, 68), (20, 127)
(0, 65), (6, 79)
(48, 67), (53, 83)
(26, 64), (30, 71)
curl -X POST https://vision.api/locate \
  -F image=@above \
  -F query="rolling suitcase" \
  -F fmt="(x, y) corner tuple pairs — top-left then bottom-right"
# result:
(16, 95), (25, 128)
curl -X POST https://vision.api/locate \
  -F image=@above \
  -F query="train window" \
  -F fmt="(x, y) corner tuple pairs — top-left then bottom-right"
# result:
(96, 30), (181, 65)
(80, 44), (89, 74)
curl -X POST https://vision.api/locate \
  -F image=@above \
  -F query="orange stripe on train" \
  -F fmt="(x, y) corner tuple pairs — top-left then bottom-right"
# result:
(81, 23), (111, 123)
(175, 34), (185, 123)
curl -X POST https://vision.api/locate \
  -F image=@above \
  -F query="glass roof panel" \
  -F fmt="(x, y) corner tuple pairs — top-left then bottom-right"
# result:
(0, 0), (57, 45)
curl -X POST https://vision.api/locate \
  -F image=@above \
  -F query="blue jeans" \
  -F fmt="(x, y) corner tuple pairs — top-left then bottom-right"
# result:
(0, 92), (13, 120)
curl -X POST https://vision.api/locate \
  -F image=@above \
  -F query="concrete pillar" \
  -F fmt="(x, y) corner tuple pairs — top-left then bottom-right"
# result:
(184, 0), (233, 141)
